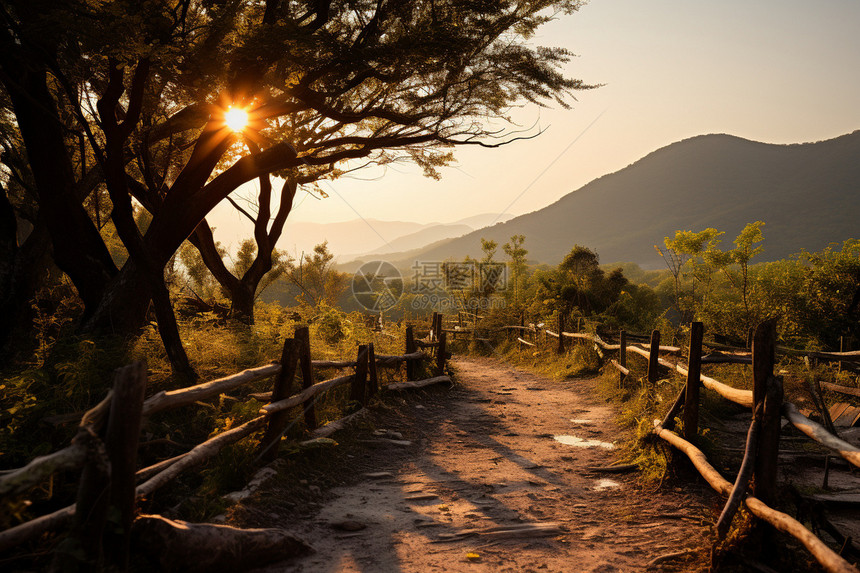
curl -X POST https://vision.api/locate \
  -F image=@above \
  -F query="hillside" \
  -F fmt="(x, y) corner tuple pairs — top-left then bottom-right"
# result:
(371, 131), (860, 269)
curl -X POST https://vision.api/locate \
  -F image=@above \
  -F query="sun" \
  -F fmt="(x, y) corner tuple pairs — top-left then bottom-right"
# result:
(224, 107), (249, 132)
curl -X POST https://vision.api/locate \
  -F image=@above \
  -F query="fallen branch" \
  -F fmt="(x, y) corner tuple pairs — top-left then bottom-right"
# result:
(385, 376), (452, 391)
(136, 416), (268, 498)
(0, 505), (75, 553)
(307, 409), (368, 439)
(585, 463), (637, 473)
(609, 359), (630, 376)
(131, 514), (312, 573)
(0, 442), (87, 498)
(820, 382), (860, 399)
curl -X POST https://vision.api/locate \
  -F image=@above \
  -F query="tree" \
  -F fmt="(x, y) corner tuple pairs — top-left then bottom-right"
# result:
(282, 242), (348, 308)
(1, 0), (593, 369)
(659, 222), (765, 339)
(503, 234), (528, 307)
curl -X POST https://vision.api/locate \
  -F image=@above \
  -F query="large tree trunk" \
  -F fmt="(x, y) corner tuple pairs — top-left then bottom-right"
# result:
(0, 36), (118, 318)
(82, 258), (152, 336)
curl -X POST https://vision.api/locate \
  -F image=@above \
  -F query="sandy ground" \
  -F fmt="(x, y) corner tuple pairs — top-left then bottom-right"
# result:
(237, 356), (720, 572)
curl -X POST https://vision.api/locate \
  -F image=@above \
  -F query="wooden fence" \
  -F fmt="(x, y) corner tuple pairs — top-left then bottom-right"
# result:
(0, 321), (451, 567)
(503, 317), (859, 573)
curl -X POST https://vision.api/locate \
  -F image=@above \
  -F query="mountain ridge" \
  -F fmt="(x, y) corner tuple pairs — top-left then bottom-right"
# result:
(359, 130), (860, 269)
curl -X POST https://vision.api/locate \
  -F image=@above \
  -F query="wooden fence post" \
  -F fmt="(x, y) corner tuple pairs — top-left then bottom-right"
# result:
(683, 322), (704, 442)
(105, 362), (147, 570)
(64, 429), (110, 571)
(752, 319), (782, 506)
(618, 330), (627, 385)
(436, 331), (447, 376)
(259, 338), (300, 463)
(351, 345), (369, 405)
(431, 312), (440, 341)
(368, 342), (379, 398)
(295, 326), (317, 431)
(435, 312), (443, 341)
(405, 326), (416, 381)
(647, 329), (661, 385)
(557, 314), (565, 354)
(60, 362), (147, 571)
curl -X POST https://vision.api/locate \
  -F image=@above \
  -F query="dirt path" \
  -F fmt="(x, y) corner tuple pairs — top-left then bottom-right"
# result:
(243, 357), (715, 572)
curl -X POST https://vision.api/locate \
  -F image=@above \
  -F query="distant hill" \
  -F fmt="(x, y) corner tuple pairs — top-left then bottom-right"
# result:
(281, 213), (514, 262)
(380, 131), (860, 269)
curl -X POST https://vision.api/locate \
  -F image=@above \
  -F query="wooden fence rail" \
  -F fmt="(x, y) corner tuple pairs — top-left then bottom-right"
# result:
(497, 316), (859, 572)
(0, 317), (452, 563)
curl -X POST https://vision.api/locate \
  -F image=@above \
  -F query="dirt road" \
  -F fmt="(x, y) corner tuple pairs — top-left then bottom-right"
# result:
(243, 357), (715, 572)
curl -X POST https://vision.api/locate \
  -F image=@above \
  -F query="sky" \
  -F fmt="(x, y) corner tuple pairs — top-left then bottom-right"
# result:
(208, 0), (860, 251)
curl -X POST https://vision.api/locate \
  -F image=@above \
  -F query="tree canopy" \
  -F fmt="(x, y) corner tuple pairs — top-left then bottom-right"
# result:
(1, 0), (593, 363)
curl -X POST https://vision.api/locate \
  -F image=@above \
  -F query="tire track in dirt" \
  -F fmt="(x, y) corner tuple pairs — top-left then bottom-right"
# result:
(247, 357), (714, 572)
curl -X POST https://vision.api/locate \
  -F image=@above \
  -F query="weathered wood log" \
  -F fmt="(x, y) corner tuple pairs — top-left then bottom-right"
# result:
(516, 337), (535, 347)
(310, 359), (355, 369)
(653, 422), (859, 573)
(9, 392), (113, 490)
(585, 463), (638, 473)
(637, 348), (754, 408)
(137, 416), (268, 498)
(0, 505), (75, 553)
(820, 381), (860, 399)
(260, 375), (353, 416)
(309, 409), (367, 439)
(0, 441), (87, 498)
(385, 376), (453, 391)
(684, 322), (704, 442)
(142, 363), (280, 416)
(609, 359), (630, 376)
(375, 350), (425, 365)
(782, 403), (860, 469)
(135, 452), (191, 482)
(777, 347), (860, 363)
(701, 352), (752, 364)
(131, 514), (312, 573)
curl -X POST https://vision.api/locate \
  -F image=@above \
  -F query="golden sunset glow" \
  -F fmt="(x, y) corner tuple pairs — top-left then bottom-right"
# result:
(224, 107), (249, 132)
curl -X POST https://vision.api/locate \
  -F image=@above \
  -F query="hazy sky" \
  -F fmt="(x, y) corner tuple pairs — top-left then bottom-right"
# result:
(208, 0), (860, 249)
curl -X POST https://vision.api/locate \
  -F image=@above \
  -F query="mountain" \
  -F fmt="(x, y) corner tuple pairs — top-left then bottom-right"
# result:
(380, 131), (860, 269)
(363, 224), (472, 255)
(280, 219), (432, 259)
(282, 213), (513, 261)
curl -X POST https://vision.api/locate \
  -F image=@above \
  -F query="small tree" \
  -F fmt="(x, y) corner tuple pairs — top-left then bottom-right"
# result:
(503, 235), (528, 309)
